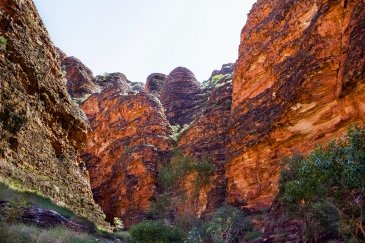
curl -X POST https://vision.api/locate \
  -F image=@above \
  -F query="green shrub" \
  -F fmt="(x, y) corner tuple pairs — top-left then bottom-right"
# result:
(279, 126), (365, 241)
(0, 36), (7, 50)
(152, 151), (214, 231)
(149, 194), (171, 219)
(202, 73), (232, 89)
(129, 220), (184, 243)
(158, 151), (214, 192)
(185, 227), (202, 243)
(174, 210), (202, 235)
(169, 124), (190, 142)
(204, 205), (252, 243)
(211, 74), (225, 85)
(113, 231), (132, 241)
(113, 217), (124, 232)
(244, 231), (262, 241)
(0, 198), (28, 224)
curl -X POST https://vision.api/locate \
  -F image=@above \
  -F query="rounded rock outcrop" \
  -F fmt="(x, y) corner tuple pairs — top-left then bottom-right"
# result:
(62, 56), (100, 99)
(160, 67), (203, 126)
(145, 73), (167, 98)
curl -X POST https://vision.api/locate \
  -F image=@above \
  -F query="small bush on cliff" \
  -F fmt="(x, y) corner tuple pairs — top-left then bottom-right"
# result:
(279, 126), (365, 241)
(113, 217), (124, 232)
(129, 220), (184, 243)
(149, 193), (171, 219)
(0, 36), (7, 50)
(158, 151), (214, 193)
(169, 124), (191, 142)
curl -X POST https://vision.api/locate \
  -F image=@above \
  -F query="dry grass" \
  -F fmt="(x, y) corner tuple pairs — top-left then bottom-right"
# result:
(0, 223), (101, 243)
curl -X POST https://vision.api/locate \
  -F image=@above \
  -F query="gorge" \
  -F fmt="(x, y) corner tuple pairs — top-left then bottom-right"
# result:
(0, 0), (364, 242)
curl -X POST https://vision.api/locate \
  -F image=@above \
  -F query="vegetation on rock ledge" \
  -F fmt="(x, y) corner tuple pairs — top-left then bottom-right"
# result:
(0, 182), (128, 242)
(279, 126), (365, 242)
(158, 150), (214, 192)
(0, 36), (7, 50)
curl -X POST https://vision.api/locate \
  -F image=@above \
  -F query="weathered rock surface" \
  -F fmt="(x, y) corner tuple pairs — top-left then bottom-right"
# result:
(95, 72), (144, 95)
(176, 64), (234, 216)
(211, 63), (235, 77)
(160, 67), (204, 126)
(0, 0), (107, 228)
(227, 0), (365, 209)
(81, 76), (172, 227)
(61, 56), (100, 100)
(95, 72), (131, 96)
(55, 47), (67, 63)
(145, 73), (167, 98)
(0, 201), (96, 233)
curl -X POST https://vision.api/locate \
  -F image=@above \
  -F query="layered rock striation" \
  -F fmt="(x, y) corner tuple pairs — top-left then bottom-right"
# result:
(145, 73), (167, 98)
(227, 0), (365, 209)
(0, 0), (107, 227)
(54, 0), (365, 228)
(160, 67), (204, 126)
(61, 56), (99, 100)
(176, 64), (234, 216)
(81, 75), (172, 227)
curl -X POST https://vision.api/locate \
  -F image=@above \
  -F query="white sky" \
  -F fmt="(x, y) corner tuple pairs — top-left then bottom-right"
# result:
(33, 0), (256, 82)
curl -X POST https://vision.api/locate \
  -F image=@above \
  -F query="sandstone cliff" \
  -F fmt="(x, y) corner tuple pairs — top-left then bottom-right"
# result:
(53, 0), (365, 232)
(145, 73), (167, 98)
(0, 0), (107, 227)
(61, 56), (99, 101)
(81, 74), (172, 227)
(227, 0), (365, 209)
(176, 64), (234, 216)
(160, 67), (204, 126)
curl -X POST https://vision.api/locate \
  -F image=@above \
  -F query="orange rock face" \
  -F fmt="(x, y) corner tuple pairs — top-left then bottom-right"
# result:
(177, 64), (234, 216)
(81, 75), (171, 227)
(0, 0), (107, 228)
(62, 56), (100, 99)
(227, 0), (365, 209)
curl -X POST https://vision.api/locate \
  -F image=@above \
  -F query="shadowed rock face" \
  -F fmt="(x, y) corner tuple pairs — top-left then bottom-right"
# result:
(227, 0), (365, 209)
(0, 0), (107, 228)
(61, 56), (100, 99)
(81, 79), (172, 227)
(176, 64), (233, 216)
(145, 73), (167, 98)
(160, 67), (204, 126)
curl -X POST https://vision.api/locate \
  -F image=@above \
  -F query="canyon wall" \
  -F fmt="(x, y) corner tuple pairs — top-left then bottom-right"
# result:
(61, 60), (233, 225)
(57, 0), (365, 228)
(227, 0), (365, 209)
(80, 73), (172, 227)
(0, 0), (107, 227)
(176, 64), (234, 216)
(61, 56), (99, 101)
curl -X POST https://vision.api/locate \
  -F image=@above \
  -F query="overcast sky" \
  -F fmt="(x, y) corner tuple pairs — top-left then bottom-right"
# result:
(33, 0), (256, 82)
